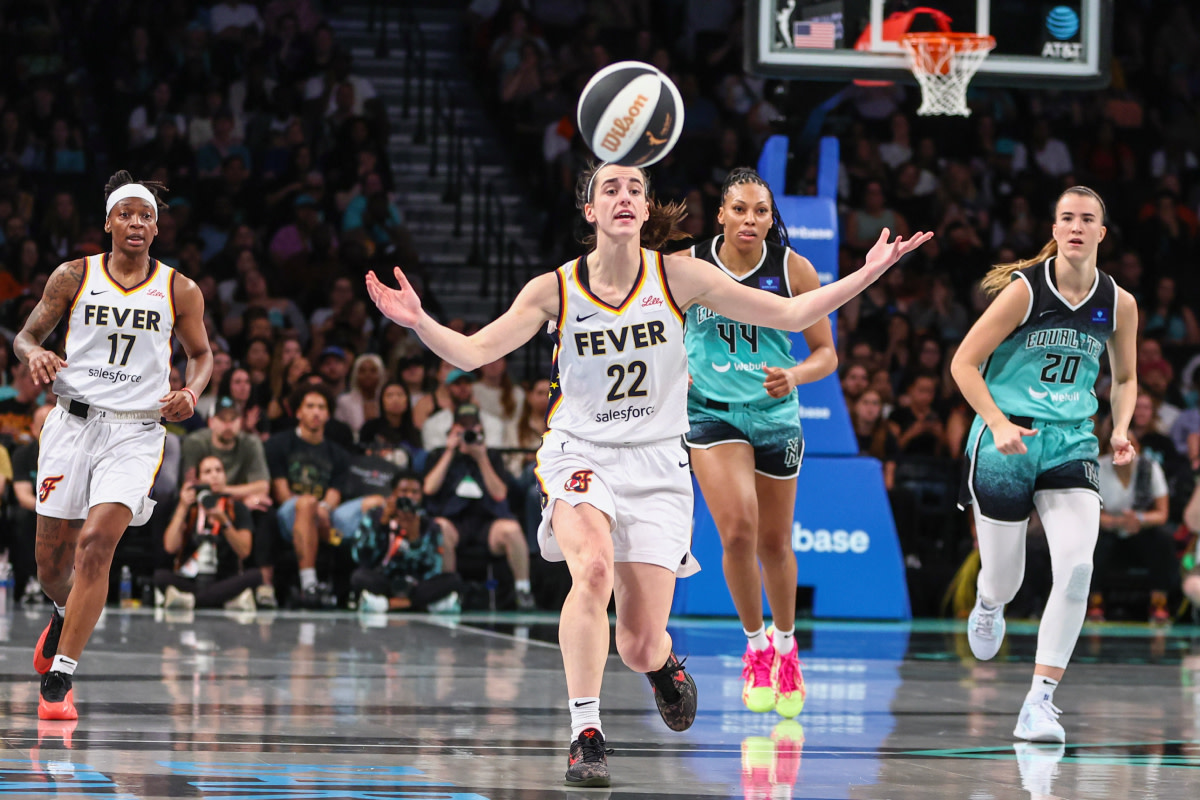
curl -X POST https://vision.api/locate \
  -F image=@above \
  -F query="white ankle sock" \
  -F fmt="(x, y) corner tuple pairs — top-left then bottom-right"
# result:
(1028, 675), (1058, 703)
(773, 627), (796, 655)
(744, 626), (770, 652)
(300, 568), (318, 591)
(51, 655), (78, 675)
(515, 579), (531, 593)
(569, 697), (602, 739)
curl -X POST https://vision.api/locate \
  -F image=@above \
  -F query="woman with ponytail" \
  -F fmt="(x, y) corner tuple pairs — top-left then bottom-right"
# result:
(950, 186), (1138, 744)
(682, 166), (835, 722)
(366, 160), (931, 787)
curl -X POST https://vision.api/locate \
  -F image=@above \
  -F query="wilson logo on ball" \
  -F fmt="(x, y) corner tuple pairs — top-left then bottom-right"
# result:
(578, 61), (684, 167)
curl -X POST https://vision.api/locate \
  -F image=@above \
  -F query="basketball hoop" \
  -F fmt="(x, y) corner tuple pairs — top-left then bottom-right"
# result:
(900, 32), (996, 117)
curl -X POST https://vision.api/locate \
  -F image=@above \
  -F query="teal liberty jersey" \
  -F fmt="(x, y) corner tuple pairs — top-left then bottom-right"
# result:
(686, 236), (796, 404)
(982, 257), (1118, 423)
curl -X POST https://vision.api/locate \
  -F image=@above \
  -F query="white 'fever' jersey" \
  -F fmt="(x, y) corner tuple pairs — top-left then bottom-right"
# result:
(547, 249), (688, 444)
(54, 253), (176, 410)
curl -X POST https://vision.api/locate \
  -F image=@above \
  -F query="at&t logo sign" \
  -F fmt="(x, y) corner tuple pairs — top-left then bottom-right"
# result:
(792, 523), (870, 554)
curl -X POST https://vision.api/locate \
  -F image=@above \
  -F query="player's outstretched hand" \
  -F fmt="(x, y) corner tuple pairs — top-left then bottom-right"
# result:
(1110, 433), (1136, 466)
(366, 266), (423, 329)
(862, 228), (934, 281)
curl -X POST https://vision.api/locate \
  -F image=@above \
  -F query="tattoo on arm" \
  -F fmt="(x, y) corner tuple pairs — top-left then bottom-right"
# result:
(14, 260), (85, 359)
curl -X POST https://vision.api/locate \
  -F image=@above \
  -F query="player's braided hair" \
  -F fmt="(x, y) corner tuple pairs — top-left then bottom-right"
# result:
(981, 185), (1106, 296)
(103, 170), (168, 213)
(575, 161), (688, 251)
(718, 167), (790, 249)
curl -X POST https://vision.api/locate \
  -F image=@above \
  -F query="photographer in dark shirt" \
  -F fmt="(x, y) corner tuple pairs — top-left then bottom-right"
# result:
(154, 455), (272, 610)
(350, 472), (463, 612)
(423, 403), (533, 610)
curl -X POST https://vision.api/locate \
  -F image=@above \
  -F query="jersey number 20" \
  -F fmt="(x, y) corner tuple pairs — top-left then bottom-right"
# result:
(1040, 353), (1080, 384)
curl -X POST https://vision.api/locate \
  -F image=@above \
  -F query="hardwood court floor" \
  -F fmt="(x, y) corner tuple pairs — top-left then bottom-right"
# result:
(0, 607), (1197, 799)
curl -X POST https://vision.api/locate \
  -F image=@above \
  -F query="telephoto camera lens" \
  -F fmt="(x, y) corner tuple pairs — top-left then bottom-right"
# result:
(462, 429), (480, 445)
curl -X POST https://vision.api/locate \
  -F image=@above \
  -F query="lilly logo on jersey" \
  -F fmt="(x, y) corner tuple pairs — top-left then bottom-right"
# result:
(147, 288), (165, 299)
(641, 294), (664, 310)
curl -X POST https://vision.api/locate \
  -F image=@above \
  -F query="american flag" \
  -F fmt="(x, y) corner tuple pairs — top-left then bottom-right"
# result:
(793, 21), (836, 49)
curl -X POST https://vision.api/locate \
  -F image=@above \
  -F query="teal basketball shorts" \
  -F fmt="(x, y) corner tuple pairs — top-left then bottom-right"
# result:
(685, 392), (804, 479)
(958, 414), (1100, 524)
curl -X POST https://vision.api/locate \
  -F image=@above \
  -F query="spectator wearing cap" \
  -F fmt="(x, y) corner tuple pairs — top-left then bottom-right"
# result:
(422, 402), (533, 610)
(181, 394), (278, 606)
(181, 396), (273, 508)
(421, 369), (506, 452)
(316, 345), (351, 395)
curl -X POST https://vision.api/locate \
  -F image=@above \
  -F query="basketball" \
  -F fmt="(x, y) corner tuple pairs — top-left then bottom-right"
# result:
(576, 61), (684, 168)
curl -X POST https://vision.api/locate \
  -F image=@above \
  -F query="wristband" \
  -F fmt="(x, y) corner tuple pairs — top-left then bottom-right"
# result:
(181, 387), (198, 407)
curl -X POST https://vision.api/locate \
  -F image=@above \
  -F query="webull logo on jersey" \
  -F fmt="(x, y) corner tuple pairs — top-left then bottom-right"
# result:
(82, 304), (163, 331)
(792, 522), (870, 554)
(1024, 328), (1103, 357)
(573, 320), (667, 356)
(1028, 386), (1081, 403)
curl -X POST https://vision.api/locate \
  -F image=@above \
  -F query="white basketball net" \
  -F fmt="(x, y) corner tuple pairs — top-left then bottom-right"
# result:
(900, 34), (996, 117)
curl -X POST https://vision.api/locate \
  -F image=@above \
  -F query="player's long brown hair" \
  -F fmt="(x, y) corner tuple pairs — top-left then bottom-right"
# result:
(575, 161), (688, 251)
(980, 185), (1106, 296)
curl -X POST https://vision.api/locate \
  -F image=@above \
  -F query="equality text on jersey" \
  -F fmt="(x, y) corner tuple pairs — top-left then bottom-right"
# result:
(82, 304), (163, 331)
(1024, 327), (1103, 358)
(573, 319), (667, 357)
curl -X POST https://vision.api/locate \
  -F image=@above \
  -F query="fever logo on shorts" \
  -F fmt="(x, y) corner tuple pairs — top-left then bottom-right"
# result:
(565, 469), (594, 493)
(38, 475), (65, 503)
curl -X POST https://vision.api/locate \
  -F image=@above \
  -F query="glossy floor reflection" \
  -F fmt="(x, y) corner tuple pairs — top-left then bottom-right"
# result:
(0, 608), (1197, 799)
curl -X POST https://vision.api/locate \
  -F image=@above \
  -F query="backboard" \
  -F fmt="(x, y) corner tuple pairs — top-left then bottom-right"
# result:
(746, 0), (1113, 88)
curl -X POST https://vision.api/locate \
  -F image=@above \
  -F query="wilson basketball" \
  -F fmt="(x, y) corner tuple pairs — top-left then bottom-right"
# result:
(576, 61), (684, 167)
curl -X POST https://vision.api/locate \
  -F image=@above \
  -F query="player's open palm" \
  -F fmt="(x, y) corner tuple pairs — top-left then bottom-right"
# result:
(862, 228), (934, 280)
(366, 266), (423, 328)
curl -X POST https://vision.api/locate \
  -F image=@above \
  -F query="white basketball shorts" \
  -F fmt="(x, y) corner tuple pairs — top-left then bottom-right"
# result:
(36, 402), (166, 526)
(534, 428), (700, 577)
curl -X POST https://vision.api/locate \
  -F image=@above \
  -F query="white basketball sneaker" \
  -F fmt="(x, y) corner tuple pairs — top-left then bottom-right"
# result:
(966, 595), (1006, 661)
(1013, 698), (1065, 743)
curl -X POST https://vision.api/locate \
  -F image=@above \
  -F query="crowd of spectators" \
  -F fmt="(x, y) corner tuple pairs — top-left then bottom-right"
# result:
(468, 0), (1200, 619)
(0, 0), (1198, 618)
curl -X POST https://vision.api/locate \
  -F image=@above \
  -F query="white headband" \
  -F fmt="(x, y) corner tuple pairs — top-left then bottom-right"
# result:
(105, 184), (158, 220)
(585, 163), (612, 205)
